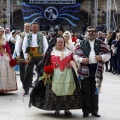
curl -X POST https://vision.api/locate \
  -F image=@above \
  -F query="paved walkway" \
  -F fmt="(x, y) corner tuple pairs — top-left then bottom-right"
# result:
(0, 71), (120, 120)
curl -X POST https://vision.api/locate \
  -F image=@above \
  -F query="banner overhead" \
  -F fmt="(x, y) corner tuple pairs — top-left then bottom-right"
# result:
(22, 0), (83, 27)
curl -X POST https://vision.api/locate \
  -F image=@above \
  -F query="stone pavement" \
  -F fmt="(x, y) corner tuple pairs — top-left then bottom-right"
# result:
(0, 71), (120, 120)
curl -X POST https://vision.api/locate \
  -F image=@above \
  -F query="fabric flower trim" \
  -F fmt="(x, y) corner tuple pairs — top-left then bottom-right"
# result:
(32, 47), (35, 51)
(55, 63), (59, 68)
(66, 63), (72, 68)
(54, 63), (72, 69)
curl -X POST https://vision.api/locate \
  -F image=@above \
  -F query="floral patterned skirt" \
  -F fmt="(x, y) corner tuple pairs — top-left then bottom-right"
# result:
(30, 69), (82, 110)
(0, 53), (18, 92)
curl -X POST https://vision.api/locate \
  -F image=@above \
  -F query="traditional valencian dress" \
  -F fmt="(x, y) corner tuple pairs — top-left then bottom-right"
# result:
(0, 38), (17, 92)
(29, 47), (82, 110)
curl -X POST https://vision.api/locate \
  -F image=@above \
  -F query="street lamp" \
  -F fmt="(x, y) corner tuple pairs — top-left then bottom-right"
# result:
(2, 8), (7, 29)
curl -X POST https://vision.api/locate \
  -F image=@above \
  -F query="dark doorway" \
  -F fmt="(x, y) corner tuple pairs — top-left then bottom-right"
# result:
(71, 10), (91, 33)
(11, 10), (24, 31)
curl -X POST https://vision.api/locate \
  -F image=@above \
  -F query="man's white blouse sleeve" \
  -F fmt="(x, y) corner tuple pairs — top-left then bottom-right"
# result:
(15, 36), (21, 56)
(22, 35), (28, 59)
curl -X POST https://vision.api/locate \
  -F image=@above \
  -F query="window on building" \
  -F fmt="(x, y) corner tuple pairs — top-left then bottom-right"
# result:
(4, 0), (6, 3)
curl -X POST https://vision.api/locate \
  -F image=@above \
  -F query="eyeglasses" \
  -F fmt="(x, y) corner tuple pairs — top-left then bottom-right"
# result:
(87, 30), (96, 33)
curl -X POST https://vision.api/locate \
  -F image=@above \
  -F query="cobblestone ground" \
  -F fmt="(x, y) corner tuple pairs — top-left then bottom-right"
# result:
(0, 71), (120, 120)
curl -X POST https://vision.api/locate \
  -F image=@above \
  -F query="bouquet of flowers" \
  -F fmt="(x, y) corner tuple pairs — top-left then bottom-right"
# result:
(39, 65), (54, 86)
(9, 59), (17, 66)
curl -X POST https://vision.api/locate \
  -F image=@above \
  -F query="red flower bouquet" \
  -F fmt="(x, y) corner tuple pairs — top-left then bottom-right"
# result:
(39, 66), (54, 86)
(9, 59), (17, 66)
(43, 66), (54, 74)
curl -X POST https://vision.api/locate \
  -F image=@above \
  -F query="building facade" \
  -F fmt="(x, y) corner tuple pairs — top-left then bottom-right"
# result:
(0, 0), (120, 32)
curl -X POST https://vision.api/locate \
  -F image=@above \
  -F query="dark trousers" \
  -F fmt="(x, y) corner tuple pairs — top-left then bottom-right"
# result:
(81, 65), (99, 114)
(23, 56), (43, 92)
(19, 52), (26, 84)
(105, 61), (109, 71)
(109, 51), (113, 71)
(111, 55), (117, 72)
(117, 54), (120, 74)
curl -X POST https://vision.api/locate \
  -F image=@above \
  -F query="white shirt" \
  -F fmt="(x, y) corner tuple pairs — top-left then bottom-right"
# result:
(5, 33), (10, 40)
(89, 40), (97, 63)
(22, 32), (48, 59)
(15, 32), (29, 56)
(15, 35), (22, 56)
(73, 39), (111, 65)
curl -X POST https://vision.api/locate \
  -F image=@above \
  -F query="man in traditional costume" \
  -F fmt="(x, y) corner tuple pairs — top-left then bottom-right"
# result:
(22, 22), (48, 95)
(73, 26), (111, 117)
(15, 22), (31, 85)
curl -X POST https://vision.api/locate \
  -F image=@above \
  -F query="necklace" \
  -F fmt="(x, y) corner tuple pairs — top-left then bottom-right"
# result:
(55, 46), (65, 59)
(61, 51), (64, 59)
(0, 37), (4, 45)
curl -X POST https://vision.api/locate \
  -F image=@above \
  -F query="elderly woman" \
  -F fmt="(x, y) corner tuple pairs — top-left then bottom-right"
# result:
(29, 35), (82, 116)
(0, 27), (17, 93)
(8, 30), (17, 55)
(63, 31), (74, 51)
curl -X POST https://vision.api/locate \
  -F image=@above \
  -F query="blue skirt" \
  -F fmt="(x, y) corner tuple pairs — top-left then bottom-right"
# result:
(14, 65), (20, 71)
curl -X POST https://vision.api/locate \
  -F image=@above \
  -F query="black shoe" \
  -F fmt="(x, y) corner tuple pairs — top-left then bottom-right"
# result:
(33, 72), (36, 75)
(92, 113), (100, 117)
(112, 70), (115, 73)
(83, 113), (89, 117)
(64, 110), (72, 116)
(105, 69), (108, 72)
(30, 83), (35, 88)
(113, 71), (117, 75)
(23, 90), (29, 96)
(54, 110), (59, 116)
(108, 69), (112, 72)
(0, 92), (4, 95)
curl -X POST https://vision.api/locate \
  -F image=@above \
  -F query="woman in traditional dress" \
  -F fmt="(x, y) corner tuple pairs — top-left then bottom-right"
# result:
(63, 31), (78, 75)
(8, 30), (17, 55)
(0, 27), (17, 93)
(9, 30), (20, 73)
(63, 31), (74, 51)
(29, 35), (82, 115)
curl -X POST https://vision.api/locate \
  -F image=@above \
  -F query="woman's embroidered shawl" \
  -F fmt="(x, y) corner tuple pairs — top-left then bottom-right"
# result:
(74, 39), (110, 92)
